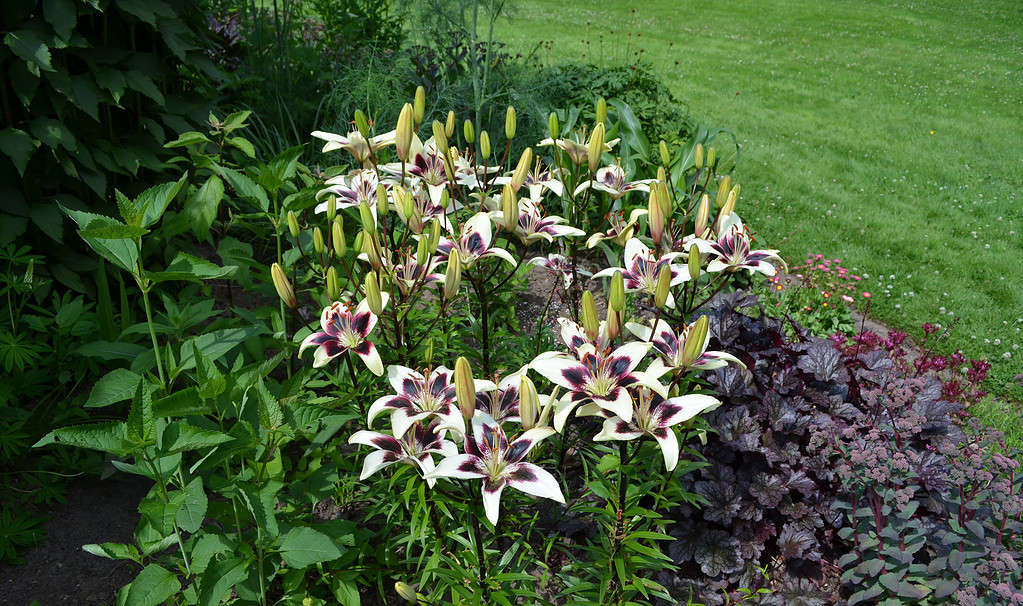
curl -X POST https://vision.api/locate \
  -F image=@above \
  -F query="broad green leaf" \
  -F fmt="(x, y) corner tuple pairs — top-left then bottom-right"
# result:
(194, 342), (226, 400)
(239, 480), (282, 538)
(33, 421), (132, 455)
(146, 252), (236, 284)
(190, 534), (233, 574)
(76, 340), (147, 361)
(30, 117), (76, 152)
(95, 67), (127, 103)
(123, 564), (179, 606)
(222, 110), (251, 132)
(184, 174), (224, 237)
(82, 542), (140, 562)
(164, 131), (211, 148)
(253, 378), (283, 430)
(85, 368), (142, 408)
(60, 205), (139, 272)
(124, 70), (164, 105)
(226, 136), (255, 158)
(29, 202), (64, 243)
(153, 387), (208, 417)
(217, 166), (269, 211)
(116, 0), (173, 26)
(176, 477), (207, 533)
(71, 75), (101, 121)
(197, 557), (247, 606)
(160, 422), (233, 455)
(140, 490), (185, 536)
(139, 174), (187, 228)
(126, 381), (156, 446)
(177, 326), (264, 371)
(9, 61), (39, 107)
(78, 221), (149, 240)
(277, 527), (343, 569)
(4, 30), (54, 75)
(0, 128), (38, 176)
(332, 579), (361, 606)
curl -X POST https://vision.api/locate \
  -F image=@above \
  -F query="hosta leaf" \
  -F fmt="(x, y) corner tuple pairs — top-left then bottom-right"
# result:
(278, 526), (344, 568)
(85, 368), (142, 408)
(123, 563), (179, 606)
(0, 128), (38, 176)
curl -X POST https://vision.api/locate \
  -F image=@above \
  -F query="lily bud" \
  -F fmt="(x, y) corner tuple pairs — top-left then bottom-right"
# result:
(480, 130), (491, 160)
(445, 110), (455, 138)
(395, 581), (418, 604)
(413, 86), (426, 125)
(271, 262), (296, 308)
(695, 194), (710, 237)
(439, 187), (451, 210)
(694, 143), (704, 170)
(454, 356), (475, 421)
(688, 244), (701, 282)
(511, 147), (532, 191)
(606, 307), (621, 341)
(416, 237), (429, 267)
(332, 219), (346, 256)
(609, 270), (625, 312)
(326, 266), (340, 301)
(431, 120), (448, 155)
(659, 181), (672, 218)
(354, 109), (370, 139)
(423, 336), (434, 365)
(312, 227), (325, 254)
(548, 111), (560, 138)
(648, 185), (665, 248)
(722, 187), (737, 218)
(595, 97), (607, 125)
(444, 249), (461, 299)
(505, 105), (516, 140)
(353, 230), (363, 254)
(657, 165), (667, 185)
(519, 375), (540, 430)
(286, 210), (299, 238)
(393, 185), (413, 218)
(376, 184), (388, 218)
(681, 315), (709, 367)
(587, 122), (605, 173)
(654, 265), (671, 309)
(326, 194), (337, 221)
(463, 119), (475, 144)
(396, 103), (414, 161)
(706, 146), (717, 171)
(359, 202), (376, 237)
(365, 271), (382, 315)
(501, 184), (517, 231)
(716, 175), (732, 209)
(581, 290), (599, 341)
(659, 139), (670, 166)
(361, 229), (383, 269)
(427, 219), (441, 252)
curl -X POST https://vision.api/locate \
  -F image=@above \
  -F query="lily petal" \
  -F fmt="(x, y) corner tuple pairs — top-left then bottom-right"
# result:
(505, 462), (565, 504)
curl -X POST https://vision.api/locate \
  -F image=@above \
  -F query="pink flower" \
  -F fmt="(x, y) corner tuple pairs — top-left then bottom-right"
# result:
(863, 292), (871, 298)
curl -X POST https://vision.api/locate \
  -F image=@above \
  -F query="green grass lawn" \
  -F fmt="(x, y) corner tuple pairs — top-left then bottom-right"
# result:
(495, 0), (1023, 413)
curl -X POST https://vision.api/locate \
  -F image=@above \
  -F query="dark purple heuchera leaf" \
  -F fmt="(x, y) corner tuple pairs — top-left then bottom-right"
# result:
(751, 471), (789, 508)
(796, 339), (845, 382)
(715, 406), (760, 452)
(763, 577), (830, 606)
(777, 522), (818, 560)
(696, 478), (743, 526)
(694, 529), (744, 577)
(786, 469), (817, 497)
(710, 365), (751, 399)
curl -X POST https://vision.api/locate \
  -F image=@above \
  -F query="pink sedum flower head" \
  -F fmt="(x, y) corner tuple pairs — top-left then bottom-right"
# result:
(574, 164), (655, 199)
(525, 254), (592, 291)
(368, 365), (495, 439)
(625, 319), (745, 379)
(585, 208), (648, 249)
(299, 296), (388, 375)
(691, 213), (782, 277)
(437, 212), (516, 269)
(492, 199), (584, 245)
(311, 128), (396, 166)
(588, 387), (721, 471)
(592, 238), (688, 308)
(348, 421), (458, 488)
(427, 411), (564, 525)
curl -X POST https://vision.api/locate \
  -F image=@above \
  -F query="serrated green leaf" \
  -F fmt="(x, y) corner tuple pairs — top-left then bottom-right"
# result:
(60, 205), (139, 272)
(253, 378), (284, 430)
(126, 381), (155, 446)
(139, 174), (187, 228)
(85, 368), (143, 408)
(95, 67), (127, 103)
(193, 342), (226, 400)
(164, 131), (211, 148)
(33, 421), (132, 455)
(190, 533), (232, 574)
(177, 326), (264, 371)
(239, 480), (281, 538)
(153, 387), (208, 417)
(278, 527), (343, 568)
(161, 422), (233, 455)
(197, 557), (247, 606)
(0, 128), (38, 176)
(124, 563), (179, 606)
(83, 542), (140, 561)
(71, 75), (101, 120)
(30, 117), (77, 152)
(176, 477), (207, 533)
(78, 221), (149, 239)
(146, 252), (236, 284)
(124, 70), (164, 105)
(4, 30), (54, 75)
(217, 166), (268, 211)
(227, 136), (255, 158)
(44, 0), (77, 40)
(184, 175), (224, 237)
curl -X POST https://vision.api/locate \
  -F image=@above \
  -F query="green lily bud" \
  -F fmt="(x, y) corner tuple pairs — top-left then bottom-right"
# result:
(480, 130), (491, 160)
(353, 230), (364, 254)
(312, 227), (325, 254)
(519, 375), (540, 430)
(326, 266), (340, 301)
(326, 195), (337, 221)
(445, 110), (455, 139)
(695, 193), (710, 237)
(606, 307), (621, 341)
(395, 581), (418, 603)
(609, 270), (625, 312)
(654, 265), (671, 309)
(688, 244), (701, 282)
(505, 105), (516, 140)
(354, 109), (370, 139)
(707, 146), (717, 171)
(648, 185), (665, 248)
(416, 236), (429, 267)
(595, 97), (607, 125)
(359, 202), (376, 237)
(548, 111), (560, 138)
(463, 119), (475, 144)
(393, 185), (413, 218)
(440, 187), (451, 210)
(454, 356), (475, 421)
(376, 186), (389, 220)
(681, 315), (709, 367)
(423, 336), (434, 365)
(511, 147), (532, 191)
(587, 122), (605, 173)
(502, 184), (517, 231)
(723, 187), (738, 217)
(361, 229), (383, 270)
(396, 103), (414, 162)
(428, 219), (441, 252)
(413, 86), (426, 125)
(332, 218), (346, 256)
(365, 271), (382, 315)
(694, 143), (704, 170)
(287, 210), (300, 238)
(444, 249), (461, 299)
(582, 290), (599, 341)
(657, 165), (667, 185)
(659, 139), (670, 166)
(716, 175), (732, 209)
(659, 181), (672, 218)
(432, 120), (448, 155)
(271, 262), (296, 308)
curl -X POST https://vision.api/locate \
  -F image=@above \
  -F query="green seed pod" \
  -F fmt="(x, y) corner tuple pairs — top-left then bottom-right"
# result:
(376, 184), (388, 218)
(287, 210), (300, 238)
(511, 147), (532, 191)
(688, 244), (701, 282)
(332, 219), (346, 256)
(595, 97), (607, 125)
(463, 119), (475, 144)
(431, 120), (448, 155)
(480, 130), (491, 160)
(609, 270), (625, 312)
(694, 143), (704, 170)
(582, 290), (599, 341)
(271, 262), (296, 309)
(444, 249), (461, 299)
(454, 356), (475, 421)
(502, 184), (517, 231)
(659, 139), (670, 166)
(505, 105), (517, 140)
(354, 109), (370, 139)
(654, 264), (671, 309)
(365, 271), (382, 315)
(681, 315), (709, 367)
(312, 227), (325, 254)
(548, 111), (560, 139)
(326, 266), (340, 301)
(587, 122), (605, 173)
(396, 103), (414, 162)
(413, 86), (426, 125)
(519, 375), (540, 430)
(359, 202), (376, 237)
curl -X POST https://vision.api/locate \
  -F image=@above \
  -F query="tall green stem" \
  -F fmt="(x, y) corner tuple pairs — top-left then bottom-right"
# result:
(140, 284), (166, 386)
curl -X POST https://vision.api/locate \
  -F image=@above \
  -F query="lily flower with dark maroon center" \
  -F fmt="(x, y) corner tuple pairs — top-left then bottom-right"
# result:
(427, 412), (564, 525)
(531, 341), (666, 428)
(368, 365), (495, 439)
(625, 319), (745, 379)
(394, 185), (455, 234)
(588, 387), (721, 471)
(585, 208), (648, 248)
(554, 316), (611, 358)
(348, 421), (458, 487)
(493, 199), (584, 245)
(385, 246), (444, 296)
(592, 238), (688, 307)
(525, 253), (592, 291)
(315, 169), (385, 216)
(690, 213), (783, 277)
(493, 162), (564, 201)
(436, 212), (516, 269)
(574, 164), (655, 200)
(298, 295), (388, 375)
(473, 365), (530, 424)
(406, 147), (450, 206)
(311, 128), (395, 167)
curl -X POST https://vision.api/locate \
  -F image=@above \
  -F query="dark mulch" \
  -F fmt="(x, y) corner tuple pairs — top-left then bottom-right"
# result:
(0, 476), (150, 606)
